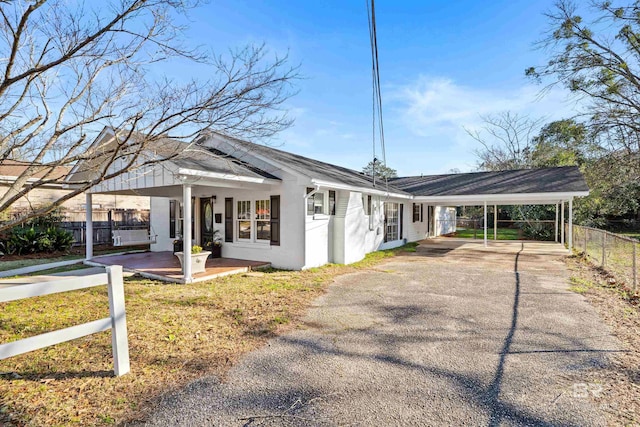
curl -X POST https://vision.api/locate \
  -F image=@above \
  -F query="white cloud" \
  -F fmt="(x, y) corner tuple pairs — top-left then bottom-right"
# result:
(377, 76), (585, 174)
(390, 76), (581, 144)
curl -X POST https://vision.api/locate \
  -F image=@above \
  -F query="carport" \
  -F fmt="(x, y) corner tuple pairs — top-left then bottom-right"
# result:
(389, 166), (590, 249)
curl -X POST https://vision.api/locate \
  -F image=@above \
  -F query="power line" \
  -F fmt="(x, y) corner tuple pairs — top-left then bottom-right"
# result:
(366, 0), (386, 188)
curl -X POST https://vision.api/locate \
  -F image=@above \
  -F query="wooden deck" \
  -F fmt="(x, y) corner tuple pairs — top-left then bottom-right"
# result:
(87, 251), (270, 284)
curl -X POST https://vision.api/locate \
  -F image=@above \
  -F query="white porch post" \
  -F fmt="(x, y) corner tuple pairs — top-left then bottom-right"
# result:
(484, 201), (488, 247)
(182, 184), (192, 283)
(85, 193), (93, 260)
(561, 201), (565, 246)
(568, 198), (573, 251)
(494, 204), (497, 240)
(555, 203), (559, 243)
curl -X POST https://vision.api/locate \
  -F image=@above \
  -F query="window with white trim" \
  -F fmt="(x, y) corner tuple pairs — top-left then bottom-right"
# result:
(255, 199), (271, 241)
(237, 200), (251, 240)
(384, 202), (399, 242)
(307, 188), (326, 215)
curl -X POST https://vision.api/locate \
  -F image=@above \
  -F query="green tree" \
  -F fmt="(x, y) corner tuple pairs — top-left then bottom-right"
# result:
(530, 119), (594, 168)
(362, 160), (398, 179)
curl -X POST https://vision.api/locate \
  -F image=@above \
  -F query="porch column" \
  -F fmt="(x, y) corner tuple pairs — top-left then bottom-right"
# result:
(568, 198), (573, 251)
(555, 203), (559, 243)
(183, 184), (192, 283)
(86, 193), (93, 260)
(561, 202), (565, 246)
(494, 204), (497, 240)
(484, 200), (488, 247)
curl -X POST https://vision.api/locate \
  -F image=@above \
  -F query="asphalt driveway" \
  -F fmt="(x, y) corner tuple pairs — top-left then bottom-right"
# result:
(137, 239), (619, 426)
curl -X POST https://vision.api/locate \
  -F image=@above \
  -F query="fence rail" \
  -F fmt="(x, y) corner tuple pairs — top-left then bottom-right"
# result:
(2, 209), (150, 246)
(0, 266), (130, 376)
(569, 224), (638, 291)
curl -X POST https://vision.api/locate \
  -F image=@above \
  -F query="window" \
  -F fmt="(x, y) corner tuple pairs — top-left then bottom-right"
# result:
(237, 200), (251, 240)
(413, 203), (421, 223)
(329, 191), (336, 215)
(169, 200), (176, 238)
(384, 202), (399, 242)
(306, 188), (326, 215)
(255, 199), (271, 241)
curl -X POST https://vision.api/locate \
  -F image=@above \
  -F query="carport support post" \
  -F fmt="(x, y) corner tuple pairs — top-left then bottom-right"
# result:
(85, 193), (93, 260)
(494, 205), (497, 240)
(182, 184), (193, 284)
(555, 204), (559, 243)
(483, 201), (488, 247)
(561, 202), (565, 246)
(568, 198), (573, 251)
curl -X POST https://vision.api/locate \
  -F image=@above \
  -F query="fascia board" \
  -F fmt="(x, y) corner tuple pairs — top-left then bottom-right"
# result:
(311, 179), (413, 199)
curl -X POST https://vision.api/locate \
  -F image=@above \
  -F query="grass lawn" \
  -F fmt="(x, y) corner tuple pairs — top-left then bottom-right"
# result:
(452, 227), (522, 240)
(0, 243), (417, 426)
(618, 231), (640, 241)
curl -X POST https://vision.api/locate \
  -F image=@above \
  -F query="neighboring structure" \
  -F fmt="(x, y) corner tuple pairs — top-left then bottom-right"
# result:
(71, 129), (589, 282)
(0, 160), (149, 219)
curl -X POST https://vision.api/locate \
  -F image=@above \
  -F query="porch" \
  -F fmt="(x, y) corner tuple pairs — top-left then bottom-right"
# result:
(86, 251), (270, 284)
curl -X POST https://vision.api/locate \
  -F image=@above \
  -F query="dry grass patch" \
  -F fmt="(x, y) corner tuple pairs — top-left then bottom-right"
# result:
(565, 254), (640, 425)
(0, 244), (415, 426)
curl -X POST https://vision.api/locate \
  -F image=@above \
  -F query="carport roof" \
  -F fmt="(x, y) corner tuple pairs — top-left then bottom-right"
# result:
(390, 166), (588, 197)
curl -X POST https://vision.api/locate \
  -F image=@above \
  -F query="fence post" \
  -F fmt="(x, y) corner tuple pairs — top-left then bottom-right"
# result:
(602, 231), (606, 267)
(633, 242), (637, 293)
(584, 228), (588, 258)
(106, 265), (130, 376)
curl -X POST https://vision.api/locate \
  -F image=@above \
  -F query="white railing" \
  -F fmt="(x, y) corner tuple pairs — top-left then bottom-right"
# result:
(0, 265), (130, 376)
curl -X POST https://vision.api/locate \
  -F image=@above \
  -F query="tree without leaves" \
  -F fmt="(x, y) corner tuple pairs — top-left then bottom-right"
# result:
(362, 160), (397, 179)
(466, 112), (544, 171)
(0, 0), (299, 232)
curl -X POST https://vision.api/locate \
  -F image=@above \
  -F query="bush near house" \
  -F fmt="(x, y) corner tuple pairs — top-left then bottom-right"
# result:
(0, 210), (74, 256)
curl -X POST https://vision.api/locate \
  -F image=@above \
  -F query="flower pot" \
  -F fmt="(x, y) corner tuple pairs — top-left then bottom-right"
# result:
(211, 245), (222, 258)
(174, 251), (211, 274)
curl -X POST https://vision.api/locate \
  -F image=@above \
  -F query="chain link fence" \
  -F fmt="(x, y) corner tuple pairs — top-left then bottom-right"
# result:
(569, 224), (638, 291)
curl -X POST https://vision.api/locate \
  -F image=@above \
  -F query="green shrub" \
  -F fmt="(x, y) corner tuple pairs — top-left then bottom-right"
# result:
(0, 225), (74, 256)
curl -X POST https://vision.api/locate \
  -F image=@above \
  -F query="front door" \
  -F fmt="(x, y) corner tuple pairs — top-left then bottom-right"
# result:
(200, 198), (214, 250)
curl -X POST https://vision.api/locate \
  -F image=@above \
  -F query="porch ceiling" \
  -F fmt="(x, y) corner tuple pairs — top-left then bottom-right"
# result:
(88, 180), (278, 198)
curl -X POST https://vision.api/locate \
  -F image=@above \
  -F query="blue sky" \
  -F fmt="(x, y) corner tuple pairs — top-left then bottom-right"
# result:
(181, 0), (582, 175)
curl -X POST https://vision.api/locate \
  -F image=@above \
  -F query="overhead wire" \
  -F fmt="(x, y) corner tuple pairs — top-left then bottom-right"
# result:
(366, 0), (387, 190)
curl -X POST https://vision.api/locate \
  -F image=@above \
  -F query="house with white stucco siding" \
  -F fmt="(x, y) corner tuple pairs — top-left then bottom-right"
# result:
(72, 129), (587, 283)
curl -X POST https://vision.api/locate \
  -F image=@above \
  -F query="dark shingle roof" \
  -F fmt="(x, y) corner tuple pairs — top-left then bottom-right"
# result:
(389, 166), (589, 197)
(172, 146), (280, 180)
(217, 135), (409, 194)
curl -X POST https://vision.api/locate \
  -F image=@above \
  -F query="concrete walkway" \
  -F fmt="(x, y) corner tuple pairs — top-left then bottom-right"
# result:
(137, 240), (618, 426)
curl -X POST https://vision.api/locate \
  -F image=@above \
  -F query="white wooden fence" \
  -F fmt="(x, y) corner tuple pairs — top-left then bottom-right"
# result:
(0, 265), (130, 376)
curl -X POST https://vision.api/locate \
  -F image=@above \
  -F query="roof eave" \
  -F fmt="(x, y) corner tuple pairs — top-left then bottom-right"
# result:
(311, 179), (412, 199)
(412, 190), (589, 205)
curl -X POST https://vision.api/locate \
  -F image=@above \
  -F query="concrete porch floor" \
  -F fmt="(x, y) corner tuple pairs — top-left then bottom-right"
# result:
(86, 251), (270, 284)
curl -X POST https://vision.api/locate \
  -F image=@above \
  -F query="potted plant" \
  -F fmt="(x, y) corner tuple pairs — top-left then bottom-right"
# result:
(203, 230), (223, 258)
(174, 244), (211, 274)
(211, 230), (223, 258)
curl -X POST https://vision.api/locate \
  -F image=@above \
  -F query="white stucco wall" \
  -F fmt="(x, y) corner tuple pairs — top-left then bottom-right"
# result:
(434, 206), (457, 236)
(405, 202), (429, 242)
(149, 180), (306, 270)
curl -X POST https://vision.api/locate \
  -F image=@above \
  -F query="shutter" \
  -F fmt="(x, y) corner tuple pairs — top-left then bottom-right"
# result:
(399, 203), (404, 240)
(420, 204), (424, 222)
(270, 195), (280, 246)
(412, 203), (416, 223)
(224, 197), (233, 242)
